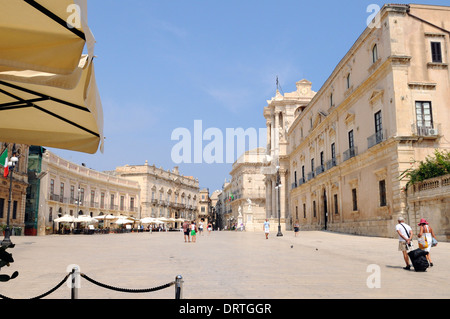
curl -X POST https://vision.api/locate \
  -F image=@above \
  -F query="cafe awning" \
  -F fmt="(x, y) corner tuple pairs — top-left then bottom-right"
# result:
(0, 55), (104, 154)
(0, 0), (95, 75)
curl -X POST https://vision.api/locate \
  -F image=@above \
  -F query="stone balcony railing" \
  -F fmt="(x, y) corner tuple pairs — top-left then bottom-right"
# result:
(410, 174), (450, 197)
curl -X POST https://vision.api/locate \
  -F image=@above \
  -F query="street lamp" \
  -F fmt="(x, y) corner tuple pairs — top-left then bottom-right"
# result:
(275, 165), (283, 237)
(1, 154), (19, 248)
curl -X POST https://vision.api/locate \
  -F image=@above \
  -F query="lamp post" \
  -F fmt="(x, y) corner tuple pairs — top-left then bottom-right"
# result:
(275, 165), (283, 237)
(1, 153), (19, 248)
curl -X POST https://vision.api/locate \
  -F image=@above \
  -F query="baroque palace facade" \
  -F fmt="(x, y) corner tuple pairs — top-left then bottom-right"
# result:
(268, 3), (449, 238)
(112, 163), (199, 225)
(1, 146), (201, 236)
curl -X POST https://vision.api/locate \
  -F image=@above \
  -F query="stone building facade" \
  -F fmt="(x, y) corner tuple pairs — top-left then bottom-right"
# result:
(263, 80), (316, 231)
(287, 4), (450, 238)
(229, 148), (267, 231)
(113, 163), (199, 224)
(0, 143), (29, 235)
(29, 148), (140, 236)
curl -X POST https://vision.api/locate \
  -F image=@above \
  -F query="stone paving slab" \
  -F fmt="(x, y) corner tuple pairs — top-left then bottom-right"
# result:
(1, 230), (449, 299)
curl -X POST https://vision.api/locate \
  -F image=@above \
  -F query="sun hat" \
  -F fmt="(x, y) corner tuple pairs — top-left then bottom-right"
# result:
(418, 218), (428, 225)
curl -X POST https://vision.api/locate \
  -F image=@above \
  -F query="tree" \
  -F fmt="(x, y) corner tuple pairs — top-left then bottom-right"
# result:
(400, 149), (450, 189)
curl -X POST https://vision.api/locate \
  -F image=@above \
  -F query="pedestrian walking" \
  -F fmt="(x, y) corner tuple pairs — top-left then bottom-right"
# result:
(264, 219), (270, 239)
(417, 218), (437, 266)
(182, 220), (190, 243)
(207, 222), (212, 235)
(190, 221), (197, 243)
(294, 220), (300, 237)
(198, 220), (204, 236)
(396, 216), (413, 270)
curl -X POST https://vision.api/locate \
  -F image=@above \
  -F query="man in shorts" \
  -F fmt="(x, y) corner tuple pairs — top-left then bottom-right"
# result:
(182, 220), (190, 242)
(396, 216), (413, 270)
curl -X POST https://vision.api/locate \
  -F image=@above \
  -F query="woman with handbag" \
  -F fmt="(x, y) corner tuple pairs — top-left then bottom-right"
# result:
(417, 218), (437, 266)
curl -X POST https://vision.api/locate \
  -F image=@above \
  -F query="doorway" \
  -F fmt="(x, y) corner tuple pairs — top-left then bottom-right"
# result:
(323, 189), (328, 230)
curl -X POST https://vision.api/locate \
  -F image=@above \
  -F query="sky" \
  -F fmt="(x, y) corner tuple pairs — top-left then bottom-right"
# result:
(49, 0), (450, 193)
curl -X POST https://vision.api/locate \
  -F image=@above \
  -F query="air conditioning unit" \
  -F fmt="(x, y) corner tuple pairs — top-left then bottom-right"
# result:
(428, 128), (438, 136)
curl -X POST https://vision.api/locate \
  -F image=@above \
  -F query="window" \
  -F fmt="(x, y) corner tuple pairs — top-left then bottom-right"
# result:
(415, 101), (433, 128)
(0, 198), (4, 218)
(346, 73), (351, 89)
(334, 194), (338, 214)
(379, 180), (387, 207)
(303, 203), (306, 218)
(301, 165), (305, 183)
(90, 190), (95, 206)
(373, 110), (383, 144)
(130, 197), (135, 210)
(294, 171), (297, 187)
(60, 182), (64, 202)
(348, 130), (354, 149)
(50, 179), (54, 194)
(352, 188), (358, 211)
(431, 42), (442, 63)
(331, 143), (336, 160)
(374, 111), (382, 134)
(101, 192), (105, 209)
(320, 151), (324, 168)
(12, 201), (17, 219)
(70, 185), (75, 201)
(110, 194), (114, 207)
(295, 206), (298, 220)
(120, 196), (125, 211)
(330, 93), (333, 107)
(372, 44), (378, 63)
(313, 201), (316, 217)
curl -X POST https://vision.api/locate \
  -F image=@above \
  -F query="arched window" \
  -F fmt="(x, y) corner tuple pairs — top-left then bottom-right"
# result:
(372, 44), (378, 64)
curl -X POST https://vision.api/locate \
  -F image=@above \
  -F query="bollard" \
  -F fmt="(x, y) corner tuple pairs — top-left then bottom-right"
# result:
(71, 267), (79, 299)
(175, 275), (183, 299)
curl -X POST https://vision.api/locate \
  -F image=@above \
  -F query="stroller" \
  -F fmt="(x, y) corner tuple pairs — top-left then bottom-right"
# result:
(408, 248), (429, 272)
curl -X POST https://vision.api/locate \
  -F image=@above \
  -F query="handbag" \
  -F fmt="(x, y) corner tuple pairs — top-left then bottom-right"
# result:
(418, 235), (428, 249)
(432, 238), (438, 247)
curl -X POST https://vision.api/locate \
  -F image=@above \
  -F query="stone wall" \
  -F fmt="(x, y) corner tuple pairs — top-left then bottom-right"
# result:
(406, 174), (450, 241)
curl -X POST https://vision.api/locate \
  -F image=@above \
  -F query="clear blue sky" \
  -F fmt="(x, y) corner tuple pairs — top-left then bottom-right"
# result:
(49, 0), (450, 192)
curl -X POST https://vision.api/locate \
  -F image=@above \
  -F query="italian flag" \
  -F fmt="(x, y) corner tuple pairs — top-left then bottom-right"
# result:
(0, 148), (8, 178)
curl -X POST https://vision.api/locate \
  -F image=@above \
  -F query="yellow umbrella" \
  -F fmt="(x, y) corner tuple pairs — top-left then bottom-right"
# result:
(0, 55), (104, 154)
(0, 0), (95, 75)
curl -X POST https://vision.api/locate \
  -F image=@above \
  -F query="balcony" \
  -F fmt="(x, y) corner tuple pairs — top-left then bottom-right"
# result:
(315, 165), (325, 176)
(367, 130), (386, 148)
(411, 123), (440, 139)
(307, 171), (315, 181)
(326, 158), (337, 170)
(343, 147), (358, 161)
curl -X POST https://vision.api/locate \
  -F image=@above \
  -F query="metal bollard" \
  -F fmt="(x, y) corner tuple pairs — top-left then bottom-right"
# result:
(71, 267), (80, 299)
(175, 275), (183, 299)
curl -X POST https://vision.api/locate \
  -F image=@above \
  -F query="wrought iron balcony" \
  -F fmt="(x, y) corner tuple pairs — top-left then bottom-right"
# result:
(343, 147), (357, 161)
(367, 130), (386, 148)
(326, 158), (337, 170)
(411, 123), (440, 138)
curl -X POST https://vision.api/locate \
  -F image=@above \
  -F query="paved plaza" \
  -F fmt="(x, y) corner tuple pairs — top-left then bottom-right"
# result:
(1, 230), (449, 299)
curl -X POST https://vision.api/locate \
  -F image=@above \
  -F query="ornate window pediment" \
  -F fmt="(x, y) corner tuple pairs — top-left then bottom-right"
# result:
(344, 111), (355, 127)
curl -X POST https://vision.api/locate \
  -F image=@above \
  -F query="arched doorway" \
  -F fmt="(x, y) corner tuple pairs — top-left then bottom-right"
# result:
(323, 189), (328, 230)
